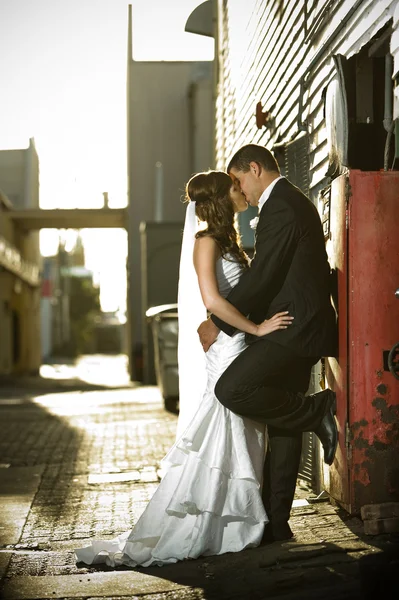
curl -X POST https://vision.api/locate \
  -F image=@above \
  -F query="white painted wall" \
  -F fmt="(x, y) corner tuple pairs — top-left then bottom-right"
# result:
(126, 60), (213, 377)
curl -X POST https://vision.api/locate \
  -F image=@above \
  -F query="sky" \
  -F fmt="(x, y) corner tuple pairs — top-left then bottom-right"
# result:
(0, 0), (213, 312)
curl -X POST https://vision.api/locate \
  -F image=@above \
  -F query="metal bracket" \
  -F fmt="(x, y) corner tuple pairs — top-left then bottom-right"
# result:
(255, 101), (275, 130)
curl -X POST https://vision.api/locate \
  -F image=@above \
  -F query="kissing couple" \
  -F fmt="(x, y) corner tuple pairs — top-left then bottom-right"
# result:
(76, 143), (338, 567)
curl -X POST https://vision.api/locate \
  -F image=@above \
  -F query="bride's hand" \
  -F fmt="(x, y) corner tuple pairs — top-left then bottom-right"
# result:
(255, 311), (294, 336)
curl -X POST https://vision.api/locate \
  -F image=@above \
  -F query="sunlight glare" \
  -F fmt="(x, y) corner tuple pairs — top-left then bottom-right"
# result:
(0, 0), (213, 312)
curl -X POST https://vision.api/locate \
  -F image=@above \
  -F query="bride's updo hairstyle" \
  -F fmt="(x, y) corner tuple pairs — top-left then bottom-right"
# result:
(185, 170), (248, 269)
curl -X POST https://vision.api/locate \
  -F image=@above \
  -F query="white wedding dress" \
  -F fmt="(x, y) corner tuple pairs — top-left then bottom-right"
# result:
(75, 256), (268, 567)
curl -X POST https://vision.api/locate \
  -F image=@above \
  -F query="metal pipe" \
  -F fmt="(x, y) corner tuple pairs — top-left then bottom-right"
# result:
(154, 161), (164, 222)
(383, 53), (393, 132)
(384, 54), (394, 171)
(384, 123), (395, 171)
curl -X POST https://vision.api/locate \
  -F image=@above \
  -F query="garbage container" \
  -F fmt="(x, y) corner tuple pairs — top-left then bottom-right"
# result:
(146, 304), (178, 411)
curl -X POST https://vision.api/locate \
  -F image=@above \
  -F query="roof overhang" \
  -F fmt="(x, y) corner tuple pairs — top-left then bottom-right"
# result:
(185, 1), (214, 38)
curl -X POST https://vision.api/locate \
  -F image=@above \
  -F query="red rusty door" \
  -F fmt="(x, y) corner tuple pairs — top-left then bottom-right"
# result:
(326, 170), (399, 514)
(347, 170), (399, 513)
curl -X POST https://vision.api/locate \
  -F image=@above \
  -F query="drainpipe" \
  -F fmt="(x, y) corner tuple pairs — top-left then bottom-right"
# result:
(154, 161), (164, 221)
(383, 53), (394, 171)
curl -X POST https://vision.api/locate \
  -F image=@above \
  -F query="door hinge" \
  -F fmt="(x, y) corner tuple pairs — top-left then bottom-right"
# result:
(345, 174), (351, 230)
(345, 421), (352, 464)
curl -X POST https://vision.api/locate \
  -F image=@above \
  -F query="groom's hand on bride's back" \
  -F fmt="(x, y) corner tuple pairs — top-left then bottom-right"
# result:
(198, 318), (220, 352)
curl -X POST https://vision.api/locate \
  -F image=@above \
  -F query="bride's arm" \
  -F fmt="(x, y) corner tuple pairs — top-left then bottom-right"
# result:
(193, 236), (292, 336)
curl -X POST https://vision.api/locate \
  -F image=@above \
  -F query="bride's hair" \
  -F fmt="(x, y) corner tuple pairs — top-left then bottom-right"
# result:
(185, 170), (248, 269)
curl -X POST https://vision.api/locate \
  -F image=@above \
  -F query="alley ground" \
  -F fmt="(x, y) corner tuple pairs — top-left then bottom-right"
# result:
(0, 356), (398, 600)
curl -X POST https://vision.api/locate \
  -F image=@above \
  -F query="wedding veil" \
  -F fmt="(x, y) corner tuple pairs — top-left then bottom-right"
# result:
(176, 201), (208, 439)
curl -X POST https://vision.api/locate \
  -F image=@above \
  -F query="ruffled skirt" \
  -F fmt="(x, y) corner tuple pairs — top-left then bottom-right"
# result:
(75, 332), (268, 567)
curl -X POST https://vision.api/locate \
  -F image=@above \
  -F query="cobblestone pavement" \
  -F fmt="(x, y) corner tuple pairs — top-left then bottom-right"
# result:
(0, 374), (398, 599)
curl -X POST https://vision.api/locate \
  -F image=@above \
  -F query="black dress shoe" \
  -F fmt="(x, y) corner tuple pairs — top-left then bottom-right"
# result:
(313, 389), (338, 465)
(261, 523), (294, 545)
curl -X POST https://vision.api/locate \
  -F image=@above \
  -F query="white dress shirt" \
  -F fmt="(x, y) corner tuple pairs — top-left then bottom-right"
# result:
(258, 175), (285, 214)
(249, 175), (285, 229)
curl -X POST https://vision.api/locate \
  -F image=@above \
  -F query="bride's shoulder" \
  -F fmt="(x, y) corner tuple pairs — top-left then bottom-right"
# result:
(193, 235), (221, 259)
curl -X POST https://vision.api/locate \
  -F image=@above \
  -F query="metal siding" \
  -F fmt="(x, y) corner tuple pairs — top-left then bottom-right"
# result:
(217, 0), (397, 196)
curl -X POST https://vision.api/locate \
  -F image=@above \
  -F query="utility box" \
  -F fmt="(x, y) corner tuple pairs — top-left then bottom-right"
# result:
(324, 170), (399, 514)
(140, 222), (183, 384)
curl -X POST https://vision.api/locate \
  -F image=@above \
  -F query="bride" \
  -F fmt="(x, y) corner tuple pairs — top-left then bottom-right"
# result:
(75, 170), (293, 567)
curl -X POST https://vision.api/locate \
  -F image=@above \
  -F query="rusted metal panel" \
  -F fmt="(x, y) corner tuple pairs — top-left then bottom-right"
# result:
(347, 170), (399, 512)
(325, 171), (399, 513)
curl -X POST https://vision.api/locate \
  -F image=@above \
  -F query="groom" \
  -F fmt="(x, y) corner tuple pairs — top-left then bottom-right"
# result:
(198, 144), (338, 543)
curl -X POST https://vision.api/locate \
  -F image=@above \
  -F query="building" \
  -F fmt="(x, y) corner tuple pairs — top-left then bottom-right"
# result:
(215, 1), (398, 181)
(0, 139), (41, 375)
(126, 5), (214, 380)
(41, 235), (103, 360)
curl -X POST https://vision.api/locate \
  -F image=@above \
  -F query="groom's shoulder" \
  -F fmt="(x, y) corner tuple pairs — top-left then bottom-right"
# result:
(271, 178), (314, 211)
(266, 178), (303, 211)
(265, 180), (318, 229)
(277, 177), (309, 201)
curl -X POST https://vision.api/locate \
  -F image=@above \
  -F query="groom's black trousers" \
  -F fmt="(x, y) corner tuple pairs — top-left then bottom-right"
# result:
(262, 429), (302, 538)
(214, 338), (325, 431)
(214, 338), (324, 538)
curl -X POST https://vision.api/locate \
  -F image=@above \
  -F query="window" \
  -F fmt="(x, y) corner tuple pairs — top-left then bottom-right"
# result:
(284, 134), (310, 197)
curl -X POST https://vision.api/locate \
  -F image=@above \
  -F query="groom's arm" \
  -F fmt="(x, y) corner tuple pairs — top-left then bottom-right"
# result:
(211, 200), (298, 335)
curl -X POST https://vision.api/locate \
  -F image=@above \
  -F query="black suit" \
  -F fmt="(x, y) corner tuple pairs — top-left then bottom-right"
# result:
(211, 177), (337, 538)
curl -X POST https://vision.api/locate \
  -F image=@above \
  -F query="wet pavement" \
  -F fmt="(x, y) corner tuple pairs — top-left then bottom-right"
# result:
(0, 358), (398, 599)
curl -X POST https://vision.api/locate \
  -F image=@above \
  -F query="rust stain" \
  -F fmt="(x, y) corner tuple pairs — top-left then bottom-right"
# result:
(351, 397), (399, 506)
(372, 397), (399, 427)
(351, 419), (368, 431)
(376, 383), (387, 395)
(353, 435), (369, 450)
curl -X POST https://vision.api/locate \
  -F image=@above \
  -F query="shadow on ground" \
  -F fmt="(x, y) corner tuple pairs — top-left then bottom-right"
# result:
(0, 384), (86, 546)
(0, 375), (137, 397)
(78, 535), (399, 600)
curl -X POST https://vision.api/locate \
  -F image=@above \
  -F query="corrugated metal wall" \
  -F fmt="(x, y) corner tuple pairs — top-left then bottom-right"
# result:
(216, 0), (397, 202)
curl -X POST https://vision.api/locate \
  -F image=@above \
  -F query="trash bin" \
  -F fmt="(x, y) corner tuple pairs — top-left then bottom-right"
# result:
(146, 304), (178, 411)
